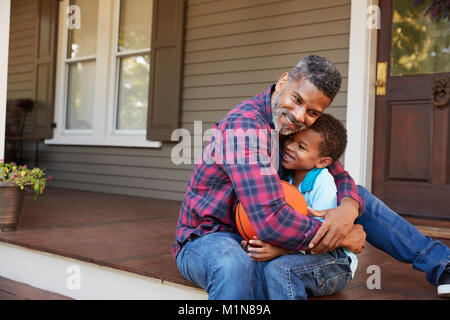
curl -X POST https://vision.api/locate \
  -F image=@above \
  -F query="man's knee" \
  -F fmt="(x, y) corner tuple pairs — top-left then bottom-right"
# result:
(214, 253), (254, 279)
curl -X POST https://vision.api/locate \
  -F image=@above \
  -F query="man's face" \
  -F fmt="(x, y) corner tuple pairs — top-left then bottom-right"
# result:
(272, 74), (331, 135)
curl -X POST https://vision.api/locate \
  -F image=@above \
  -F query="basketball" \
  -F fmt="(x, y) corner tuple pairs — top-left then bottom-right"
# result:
(235, 180), (308, 241)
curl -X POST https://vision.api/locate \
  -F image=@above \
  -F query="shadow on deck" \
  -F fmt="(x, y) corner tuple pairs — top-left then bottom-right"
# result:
(0, 187), (448, 300)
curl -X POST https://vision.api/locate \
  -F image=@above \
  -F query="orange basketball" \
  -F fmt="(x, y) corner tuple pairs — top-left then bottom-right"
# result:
(235, 180), (308, 241)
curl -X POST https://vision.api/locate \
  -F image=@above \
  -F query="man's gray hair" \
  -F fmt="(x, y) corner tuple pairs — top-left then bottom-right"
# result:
(288, 55), (342, 101)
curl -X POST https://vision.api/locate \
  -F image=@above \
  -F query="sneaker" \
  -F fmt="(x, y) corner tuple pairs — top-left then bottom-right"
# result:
(437, 264), (450, 298)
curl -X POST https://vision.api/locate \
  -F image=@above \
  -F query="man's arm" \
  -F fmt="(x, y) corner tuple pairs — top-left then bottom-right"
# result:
(220, 120), (321, 252)
(328, 160), (364, 215)
(307, 161), (363, 253)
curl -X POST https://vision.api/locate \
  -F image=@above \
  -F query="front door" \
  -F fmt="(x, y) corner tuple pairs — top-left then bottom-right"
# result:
(372, 0), (450, 219)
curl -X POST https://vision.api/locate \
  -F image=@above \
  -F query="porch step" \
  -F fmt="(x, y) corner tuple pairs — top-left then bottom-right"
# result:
(0, 242), (207, 300)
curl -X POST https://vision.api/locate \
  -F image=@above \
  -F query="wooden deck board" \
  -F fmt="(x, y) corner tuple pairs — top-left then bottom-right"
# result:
(0, 276), (71, 300)
(0, 187), (449, 300)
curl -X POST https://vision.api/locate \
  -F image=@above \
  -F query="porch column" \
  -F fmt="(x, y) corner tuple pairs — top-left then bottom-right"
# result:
(345, 0), (378, 190)
(0, 0), (11, 161)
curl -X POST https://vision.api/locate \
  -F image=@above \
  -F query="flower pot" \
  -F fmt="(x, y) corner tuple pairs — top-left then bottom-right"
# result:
(0, 182), (25, 232)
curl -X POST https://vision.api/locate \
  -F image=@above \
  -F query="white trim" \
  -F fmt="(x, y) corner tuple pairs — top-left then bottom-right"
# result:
(66, 55), (97, 63)
(45, 136), (161, 148)
(344, 0), (379, 190)
(116, 48), (151, 57)
(0, 0), (11, 161)
(0, 241), (206, 300)
(47, 0), (160, 149)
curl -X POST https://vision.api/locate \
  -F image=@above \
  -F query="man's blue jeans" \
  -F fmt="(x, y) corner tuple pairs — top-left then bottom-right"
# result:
(355, 185), (450, 286)
(176, 186), (450, 299)
(176, 231), (352, 299)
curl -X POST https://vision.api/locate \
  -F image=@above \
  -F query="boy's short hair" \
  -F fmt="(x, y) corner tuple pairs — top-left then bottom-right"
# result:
(308, 113), (347, 163)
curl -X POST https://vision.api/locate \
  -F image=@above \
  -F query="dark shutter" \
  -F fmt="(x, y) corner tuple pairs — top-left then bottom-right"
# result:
(146, 0), (186, 142)
(34, 0), (59, 139)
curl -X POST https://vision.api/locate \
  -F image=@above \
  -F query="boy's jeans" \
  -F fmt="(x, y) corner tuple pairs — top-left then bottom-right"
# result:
(176, 186), (450, 299)
(255, 247), (352, 299)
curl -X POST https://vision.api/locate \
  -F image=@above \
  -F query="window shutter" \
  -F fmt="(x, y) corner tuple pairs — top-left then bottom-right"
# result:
(34, 0), (59, 139)
(147, 0), (186, 142)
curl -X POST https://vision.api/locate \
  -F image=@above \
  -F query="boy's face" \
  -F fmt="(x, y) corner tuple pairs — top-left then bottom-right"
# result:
(282, 129), (329, 171)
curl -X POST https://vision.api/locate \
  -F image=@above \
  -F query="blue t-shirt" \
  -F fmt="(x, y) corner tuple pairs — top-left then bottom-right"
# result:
(288, 168), (358, 278)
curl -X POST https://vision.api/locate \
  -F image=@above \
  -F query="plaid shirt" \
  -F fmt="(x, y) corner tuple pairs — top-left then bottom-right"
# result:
(172, 85), (364, 258)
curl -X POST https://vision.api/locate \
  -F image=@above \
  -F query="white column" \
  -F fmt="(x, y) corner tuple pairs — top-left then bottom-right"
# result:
(0, 0), (11, 161)
(344, 0), (379, 190)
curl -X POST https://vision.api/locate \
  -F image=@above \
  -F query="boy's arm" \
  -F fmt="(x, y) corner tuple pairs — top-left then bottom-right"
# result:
(308, 161), (363, 254)
(338, 224), (366, 254)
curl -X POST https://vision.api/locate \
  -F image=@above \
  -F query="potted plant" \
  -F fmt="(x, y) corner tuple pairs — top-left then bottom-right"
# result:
(0, 160), (52, 232)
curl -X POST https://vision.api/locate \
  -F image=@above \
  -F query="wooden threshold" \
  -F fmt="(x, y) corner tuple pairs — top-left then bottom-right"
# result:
(414, 225), (450, 240)
(404, 216), (450, 239)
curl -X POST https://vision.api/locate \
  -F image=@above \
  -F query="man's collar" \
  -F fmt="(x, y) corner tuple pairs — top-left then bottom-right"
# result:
(261, 84), (276, 129)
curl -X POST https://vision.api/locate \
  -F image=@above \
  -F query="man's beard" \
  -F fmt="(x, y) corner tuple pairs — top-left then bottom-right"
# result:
(272, 92), (306, 135)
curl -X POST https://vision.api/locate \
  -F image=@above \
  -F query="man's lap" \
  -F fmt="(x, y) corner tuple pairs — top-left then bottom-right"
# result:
(176, 232), (253, 287)
(176, 231), (352, 299)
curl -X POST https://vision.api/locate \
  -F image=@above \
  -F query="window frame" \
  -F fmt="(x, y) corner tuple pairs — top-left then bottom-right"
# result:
(46, 0), (161, 148)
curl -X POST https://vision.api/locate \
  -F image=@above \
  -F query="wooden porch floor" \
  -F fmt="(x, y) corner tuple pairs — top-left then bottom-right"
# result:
(0, 187), (448, 300)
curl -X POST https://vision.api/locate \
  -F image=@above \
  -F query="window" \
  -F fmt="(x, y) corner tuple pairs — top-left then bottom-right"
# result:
(48, 0), (161, 147)
(115, 0), (153, 132)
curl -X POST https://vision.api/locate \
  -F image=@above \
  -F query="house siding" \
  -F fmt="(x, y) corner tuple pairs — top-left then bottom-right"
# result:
(7, 0), (38, 136)
(15, 0), (351, 201)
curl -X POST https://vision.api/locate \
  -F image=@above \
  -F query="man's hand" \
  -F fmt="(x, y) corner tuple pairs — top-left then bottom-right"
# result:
(307, 197), (359, 254)
(339, 224), (366, 254)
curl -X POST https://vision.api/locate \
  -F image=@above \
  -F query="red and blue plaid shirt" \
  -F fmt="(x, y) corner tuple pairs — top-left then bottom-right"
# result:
(172, 85), (364, 258)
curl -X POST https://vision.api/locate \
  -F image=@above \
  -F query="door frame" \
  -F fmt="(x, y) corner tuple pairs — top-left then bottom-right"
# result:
(0, 0), (11, 161)
(345, 0), (379, 190)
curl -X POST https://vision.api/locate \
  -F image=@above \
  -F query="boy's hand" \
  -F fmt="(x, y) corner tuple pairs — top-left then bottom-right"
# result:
(338, 224), (366, 254)
(247, 237), (290, 262)
(240, 240), (249, 252)
(307, 197), (359, 254)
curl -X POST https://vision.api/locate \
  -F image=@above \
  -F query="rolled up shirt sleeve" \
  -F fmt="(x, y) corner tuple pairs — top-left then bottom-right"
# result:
(328, 161), (365, 216)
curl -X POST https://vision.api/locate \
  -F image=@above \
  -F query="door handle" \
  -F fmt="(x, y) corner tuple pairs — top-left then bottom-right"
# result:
(376, 62), (387, 96)
(431, 76), (449, 108)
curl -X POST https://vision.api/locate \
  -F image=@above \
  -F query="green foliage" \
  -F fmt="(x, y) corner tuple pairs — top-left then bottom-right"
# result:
(413, 0), (449, 21)
(0, 160), (52, 199)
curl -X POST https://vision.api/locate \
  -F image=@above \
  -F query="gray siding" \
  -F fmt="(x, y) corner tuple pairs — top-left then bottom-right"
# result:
(17, 0), (351, 201)
(7, 0), (38, 137)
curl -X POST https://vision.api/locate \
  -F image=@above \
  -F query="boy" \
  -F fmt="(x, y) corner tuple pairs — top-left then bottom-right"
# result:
(242, 113), (360, 299)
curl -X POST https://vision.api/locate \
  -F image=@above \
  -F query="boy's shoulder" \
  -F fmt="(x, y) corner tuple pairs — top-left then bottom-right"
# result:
(301, 168), (337, 211)
(315, 168), (336, 190)
(301, 168), (336, 194)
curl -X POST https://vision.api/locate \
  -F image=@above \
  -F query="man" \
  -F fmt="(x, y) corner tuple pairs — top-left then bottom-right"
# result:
(173, 55), (450, 299)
